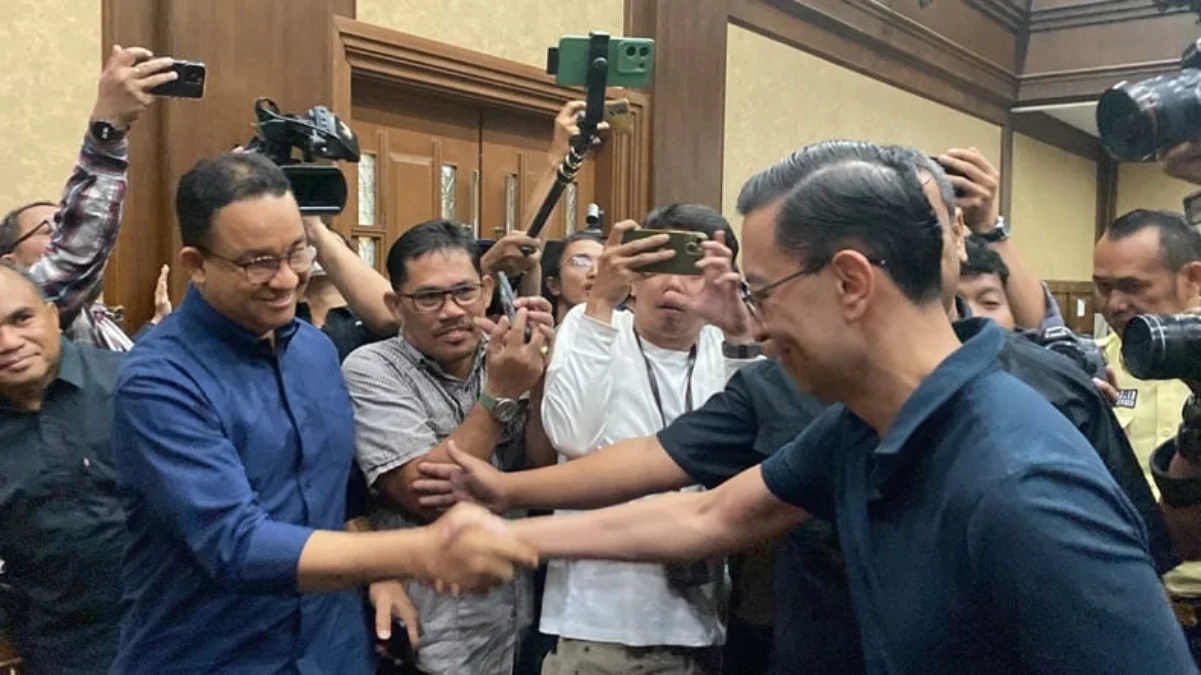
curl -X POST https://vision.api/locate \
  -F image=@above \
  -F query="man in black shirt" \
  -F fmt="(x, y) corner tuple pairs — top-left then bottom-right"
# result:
(0, 262), (128, 674)
(417, 142), (1172, 673)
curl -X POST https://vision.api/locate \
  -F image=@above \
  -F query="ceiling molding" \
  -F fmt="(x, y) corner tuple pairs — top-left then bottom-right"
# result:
(1018, 57), (1177, 103)
(1010, 110), (1102, 160)
(966, 0), (1030, 34)
(1028, 0), (1190, 32)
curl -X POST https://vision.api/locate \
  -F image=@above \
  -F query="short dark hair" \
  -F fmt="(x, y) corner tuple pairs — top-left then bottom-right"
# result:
(0, 201), (57, 255)
(0, 260), (47, 300)
(1105, 209), (1201, 272)
(175, 153), (292, 248)
(774, 145), (945, 304)
(644, 203), (740, 262)
(385, 219), (481, 290)
(961, 235), (1009, 286)
(736, 140), (957, 222)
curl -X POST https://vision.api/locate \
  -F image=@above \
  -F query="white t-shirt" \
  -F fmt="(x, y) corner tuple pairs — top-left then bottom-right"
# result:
(538, 303), (731, 648)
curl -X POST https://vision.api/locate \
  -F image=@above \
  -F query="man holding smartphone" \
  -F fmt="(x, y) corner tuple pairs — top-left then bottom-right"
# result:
(536, 204), (755, 675)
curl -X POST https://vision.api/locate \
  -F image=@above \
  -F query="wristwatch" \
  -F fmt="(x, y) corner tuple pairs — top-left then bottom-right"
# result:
(89, 119), (128, 144)
(479, 390), (520, 424)
(976, 216), (1009, 243)
(722, 341), (762, 359)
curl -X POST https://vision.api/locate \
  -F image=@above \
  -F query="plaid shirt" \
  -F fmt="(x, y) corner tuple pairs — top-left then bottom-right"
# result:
(27, 137), (132, 352)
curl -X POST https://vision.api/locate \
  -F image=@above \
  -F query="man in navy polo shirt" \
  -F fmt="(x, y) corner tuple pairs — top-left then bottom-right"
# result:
(508, 142), (1193, 673)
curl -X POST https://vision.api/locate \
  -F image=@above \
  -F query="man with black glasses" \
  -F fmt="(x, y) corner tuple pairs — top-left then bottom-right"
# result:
(343, 220), (556, 675)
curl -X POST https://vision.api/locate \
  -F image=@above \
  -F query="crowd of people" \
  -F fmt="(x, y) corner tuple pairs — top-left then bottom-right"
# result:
(7, 43), (1201, 675)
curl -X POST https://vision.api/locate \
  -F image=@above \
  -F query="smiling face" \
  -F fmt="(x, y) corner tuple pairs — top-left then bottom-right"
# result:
(388, 247), (494, 371)
(0, 266), (60, 404)
(180, 193), (309, 338)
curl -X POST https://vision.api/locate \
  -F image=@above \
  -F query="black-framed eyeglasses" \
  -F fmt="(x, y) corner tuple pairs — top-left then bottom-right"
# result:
(399, 283), (484, 313)
(199, 244), (317, 284)
(740, 253), (887, 318)
(2, 218), (54, 255)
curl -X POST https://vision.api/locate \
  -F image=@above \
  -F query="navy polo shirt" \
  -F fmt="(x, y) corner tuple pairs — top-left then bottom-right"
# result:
(760, 320), (1193, 674)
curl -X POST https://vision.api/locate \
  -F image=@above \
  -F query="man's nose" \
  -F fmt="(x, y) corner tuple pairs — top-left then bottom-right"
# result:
(0, 327), (23, 353)
(270, 261), (300, 291)
(439, 296), (468, 320)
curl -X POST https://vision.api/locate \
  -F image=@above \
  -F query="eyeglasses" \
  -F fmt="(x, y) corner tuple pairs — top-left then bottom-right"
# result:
(399, 283), (484, 313)
(740, 253), (886, 318)
(565, 253), (597, 270)
(2, 218), (54, 255)
(199, 244), (317, 284)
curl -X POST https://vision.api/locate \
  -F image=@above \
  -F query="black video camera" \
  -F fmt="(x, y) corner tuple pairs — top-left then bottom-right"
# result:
(244, 98), (361, 215)
(1037, 326), (1108, 381)
(1122, 313), (1201, 381)
(1097, 39), (1201, 162)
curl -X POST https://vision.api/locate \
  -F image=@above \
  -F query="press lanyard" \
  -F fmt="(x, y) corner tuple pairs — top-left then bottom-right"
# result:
(634, 332), (697, 427)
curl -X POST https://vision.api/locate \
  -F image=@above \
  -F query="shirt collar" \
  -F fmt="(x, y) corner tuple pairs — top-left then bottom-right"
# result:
(868, 317), (1004, 500)
(55, 338), (87, 389)
(397, 333), (486, 383)
(177, 285), (299, 354)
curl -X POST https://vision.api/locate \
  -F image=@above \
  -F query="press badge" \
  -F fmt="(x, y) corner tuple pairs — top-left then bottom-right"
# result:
(1115, 389), (1139, 409)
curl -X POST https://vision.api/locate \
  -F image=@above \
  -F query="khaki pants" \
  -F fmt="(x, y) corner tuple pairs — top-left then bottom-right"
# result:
(541, 637), (721, 675)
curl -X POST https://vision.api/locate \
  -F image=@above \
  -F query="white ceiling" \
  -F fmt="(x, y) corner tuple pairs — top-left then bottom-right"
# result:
(1017, 102), (1099, 137)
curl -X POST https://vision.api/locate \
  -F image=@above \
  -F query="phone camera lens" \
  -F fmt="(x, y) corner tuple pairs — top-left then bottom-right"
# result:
(639, 47), (650, 57)
(626, 46), (637, 56)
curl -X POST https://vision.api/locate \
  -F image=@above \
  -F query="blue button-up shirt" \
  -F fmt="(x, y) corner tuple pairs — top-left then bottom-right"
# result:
(761, 320), (1193, 674)
(109, 287), (371, 674)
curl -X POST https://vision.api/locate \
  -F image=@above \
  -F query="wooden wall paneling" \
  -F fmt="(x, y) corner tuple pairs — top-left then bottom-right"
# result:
(1000, 122), (1015, 220)
(1008, 111), (1101, 161)
(1046, 279), (1096, 335)
(592, 88), (651, 224)
(624, 0), (729, 210)
(727, 0), (1014, 125)
(330, 17), (652, 228)
(102, 0), (170, 334)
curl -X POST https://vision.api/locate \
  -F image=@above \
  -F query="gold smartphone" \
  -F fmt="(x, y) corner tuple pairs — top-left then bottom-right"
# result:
(620, 228), (707, 276)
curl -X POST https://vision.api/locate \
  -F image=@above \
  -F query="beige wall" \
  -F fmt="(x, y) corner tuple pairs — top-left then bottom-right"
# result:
(1, 0), (101, 208)
(357, 0), (625, 69)
(1008, 134), (1097, 281)
(722, 24), (1001, 231)
(1115, 162), (1194, 217)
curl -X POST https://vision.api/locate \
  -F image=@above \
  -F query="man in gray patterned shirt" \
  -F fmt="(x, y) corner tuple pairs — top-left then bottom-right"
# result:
(343, 219), (555, 674)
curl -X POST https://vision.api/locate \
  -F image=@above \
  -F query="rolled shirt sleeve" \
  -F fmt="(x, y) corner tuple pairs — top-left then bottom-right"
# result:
(110, 360), (312, 592)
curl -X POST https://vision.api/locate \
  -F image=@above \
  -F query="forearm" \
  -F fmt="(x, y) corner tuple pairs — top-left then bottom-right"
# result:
(34, 136), (128, 322)
(297, 528), (431, 592)
(312, 222), (397, 336)
(508, 435), (692, 510)
(518, 262), (543, 297)
(989, 240), (1047, 330)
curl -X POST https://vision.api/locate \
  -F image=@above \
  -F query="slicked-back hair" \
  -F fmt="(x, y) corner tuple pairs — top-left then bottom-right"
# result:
(0, 201), (57, 255)
(775, 146), (945, 304)
(644, 203), (740, 263)
(175, 153), (292, 249)
(736, 140), (958, 222)
(0, 260), (47, 301)
(1105, 209), (1201, 273)
(385, 219), (481, 291)
(962, 235), (1009, 286)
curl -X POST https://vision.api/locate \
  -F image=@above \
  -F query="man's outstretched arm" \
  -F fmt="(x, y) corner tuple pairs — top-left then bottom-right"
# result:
(509, 466), (805, 563)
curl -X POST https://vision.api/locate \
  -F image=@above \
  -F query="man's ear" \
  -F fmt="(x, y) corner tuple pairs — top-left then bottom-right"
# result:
(384, 290), (404, 322)
(179, 247), (206, 287)
(1182, 260), (1201, 302)
(829, 250), (875, 321)
(0, 252), (13, 265)
(952, 210), (968, 263)
(480, 273), (496, 303)
(42, 301), (60, 333)
(546, 275), (562, 297)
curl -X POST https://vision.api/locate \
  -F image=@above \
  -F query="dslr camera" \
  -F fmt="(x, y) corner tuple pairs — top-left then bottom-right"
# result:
(1036, 326), (1108, 381)
(244, 98), (361, 215)
(1097, 38), (1201, 162)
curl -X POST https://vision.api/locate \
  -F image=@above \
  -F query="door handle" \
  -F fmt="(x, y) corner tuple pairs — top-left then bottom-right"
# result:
(504, 173), (518, 234)
(471, 169), (481, 237)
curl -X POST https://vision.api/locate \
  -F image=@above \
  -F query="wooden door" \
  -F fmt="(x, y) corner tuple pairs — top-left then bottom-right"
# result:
(352, 82), (482, 250)
(480, 109), (596, 242)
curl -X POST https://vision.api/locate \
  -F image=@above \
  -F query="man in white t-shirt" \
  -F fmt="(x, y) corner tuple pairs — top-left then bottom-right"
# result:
(539, 204), (758, 674)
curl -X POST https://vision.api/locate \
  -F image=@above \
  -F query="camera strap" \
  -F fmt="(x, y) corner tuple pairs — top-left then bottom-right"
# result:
(634, 331), (697, 427)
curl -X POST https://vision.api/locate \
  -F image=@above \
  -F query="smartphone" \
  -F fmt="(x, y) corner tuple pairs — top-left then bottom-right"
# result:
(148, 60), (207, 98)
(496, 271), (532, 340)
(551, 36), (654, 88)
(620, 229), (707, 276)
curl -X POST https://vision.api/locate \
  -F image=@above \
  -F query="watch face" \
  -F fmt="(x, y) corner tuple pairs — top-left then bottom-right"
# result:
(493, 398), (520, 423)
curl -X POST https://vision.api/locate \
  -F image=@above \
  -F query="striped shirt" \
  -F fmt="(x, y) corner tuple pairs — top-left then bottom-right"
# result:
(27, 136), (133, 352)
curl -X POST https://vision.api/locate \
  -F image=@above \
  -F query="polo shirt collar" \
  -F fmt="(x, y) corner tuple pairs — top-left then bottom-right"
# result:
(177, 285), (299, 354)
(55, 338), (87, 389)
(869, 317), (1004, 500)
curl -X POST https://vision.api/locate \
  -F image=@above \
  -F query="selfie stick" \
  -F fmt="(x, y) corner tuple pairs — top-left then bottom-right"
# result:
(524, 31), (611, 245)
